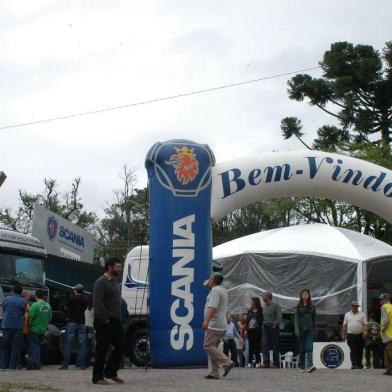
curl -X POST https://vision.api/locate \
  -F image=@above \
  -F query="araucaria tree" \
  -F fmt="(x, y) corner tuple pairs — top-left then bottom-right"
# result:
(281, 41), (392, 151)
(280, 41), (392, 243)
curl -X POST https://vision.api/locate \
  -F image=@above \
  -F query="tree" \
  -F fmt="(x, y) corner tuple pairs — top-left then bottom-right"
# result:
(213, 199), (296, 245)
(280, 117), (312, 149)
(0, 177), (97, 234)
(283, 41), (392, 150)
(280, 41), (392, 244)
(97, 166), (149, 258)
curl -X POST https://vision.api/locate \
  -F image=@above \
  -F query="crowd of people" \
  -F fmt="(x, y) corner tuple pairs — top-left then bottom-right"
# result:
(1, 262), (392, 384)
(0, 256), (127, 386)
(202, 273), (392, 379)
(218, 289), (316, 372)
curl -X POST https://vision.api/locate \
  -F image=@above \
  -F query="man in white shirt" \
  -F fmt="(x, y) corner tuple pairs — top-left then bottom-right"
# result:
(342, 300), (368, 369)
(203, 273), (234, 379)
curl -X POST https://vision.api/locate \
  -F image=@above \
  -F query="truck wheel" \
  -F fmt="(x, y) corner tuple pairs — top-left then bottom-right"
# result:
(129, 329), (150, 367)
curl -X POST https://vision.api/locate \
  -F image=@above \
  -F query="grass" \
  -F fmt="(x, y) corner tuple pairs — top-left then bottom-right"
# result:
(0, 383), (62, 392)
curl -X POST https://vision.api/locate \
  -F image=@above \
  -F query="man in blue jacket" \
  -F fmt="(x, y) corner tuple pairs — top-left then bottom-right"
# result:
(1, 285), (27, 370)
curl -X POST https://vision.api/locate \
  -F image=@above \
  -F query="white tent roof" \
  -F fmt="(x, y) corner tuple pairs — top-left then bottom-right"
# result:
(213, 223), (392, 263)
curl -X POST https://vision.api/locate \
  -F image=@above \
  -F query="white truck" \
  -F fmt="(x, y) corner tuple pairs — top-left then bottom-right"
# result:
(120, 245), (223, 367)
(121, 245), (150, 367)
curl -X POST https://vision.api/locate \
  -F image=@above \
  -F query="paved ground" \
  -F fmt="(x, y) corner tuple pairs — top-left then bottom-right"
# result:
(0, 367), (390, 392)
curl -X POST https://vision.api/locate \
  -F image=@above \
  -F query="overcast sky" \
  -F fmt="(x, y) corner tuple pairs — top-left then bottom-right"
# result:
(1, 0), (390, 218)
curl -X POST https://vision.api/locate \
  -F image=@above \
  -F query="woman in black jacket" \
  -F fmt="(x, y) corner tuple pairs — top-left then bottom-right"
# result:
(247, 297), (263, 367)
(294, 289), (316, 373)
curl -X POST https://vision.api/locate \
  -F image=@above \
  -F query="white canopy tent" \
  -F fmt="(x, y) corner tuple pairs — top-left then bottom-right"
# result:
(213, 223), (392, 315)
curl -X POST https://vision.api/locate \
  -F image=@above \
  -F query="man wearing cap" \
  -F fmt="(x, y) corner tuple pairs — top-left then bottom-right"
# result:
(342, 300), (368, 369)
(59, 283), (88, 370)
(379, 293), (392, 375)
(203, 273), (235, 380)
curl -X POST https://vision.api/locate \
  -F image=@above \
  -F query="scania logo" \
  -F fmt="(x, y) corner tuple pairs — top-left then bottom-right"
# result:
(320, 344), (344, 369)
(47, 216), (58, 241)
(146, 140), (215, 197)
(166, 146), (199, 185)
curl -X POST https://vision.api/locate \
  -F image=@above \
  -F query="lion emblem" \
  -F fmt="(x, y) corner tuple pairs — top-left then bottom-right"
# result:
(166, 146), (199, 185)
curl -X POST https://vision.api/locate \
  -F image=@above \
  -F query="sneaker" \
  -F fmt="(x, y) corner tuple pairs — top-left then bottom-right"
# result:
(109, 376), (124, 384)
(255, 363), (261, 368)
(223, 362), (235, 377)
(93, 379), (110, 385)
(300, 369), (306, 373)
(25, 356), (38, 370)
(307, 366), (316, 373)
(58, 366), (68, 370)
(246, 364), (252, 368)
(365, 366), (371, 369)
(204, 374), (219, 380)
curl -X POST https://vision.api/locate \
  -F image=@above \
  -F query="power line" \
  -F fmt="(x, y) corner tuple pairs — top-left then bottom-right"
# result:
(0, 65), (321, 131)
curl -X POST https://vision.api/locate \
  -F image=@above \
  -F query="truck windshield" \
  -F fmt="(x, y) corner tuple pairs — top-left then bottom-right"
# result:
(0, 252), (44, 287)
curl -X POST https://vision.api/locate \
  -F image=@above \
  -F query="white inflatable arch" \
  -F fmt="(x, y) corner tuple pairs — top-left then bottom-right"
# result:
(211, 150), (392, 223)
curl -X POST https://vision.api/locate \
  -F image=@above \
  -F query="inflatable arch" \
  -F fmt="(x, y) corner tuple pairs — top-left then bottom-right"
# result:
(145, 140), (392, 367)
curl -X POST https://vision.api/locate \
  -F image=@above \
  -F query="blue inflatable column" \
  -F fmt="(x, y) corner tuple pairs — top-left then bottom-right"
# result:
(145, 140), (215, 367)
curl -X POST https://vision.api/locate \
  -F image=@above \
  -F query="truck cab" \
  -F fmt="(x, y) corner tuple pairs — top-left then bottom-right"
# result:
(121, 245), (150, 367)
(0, 228), (60, 364)
(0, 228), (47, 302)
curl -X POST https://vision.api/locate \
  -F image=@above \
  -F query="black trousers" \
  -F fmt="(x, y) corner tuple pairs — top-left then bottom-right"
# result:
(347, 333), (365, 368)
(223, 339), (238, 365)
(92, 319), (125, 383)
(248, 329), (262, 365)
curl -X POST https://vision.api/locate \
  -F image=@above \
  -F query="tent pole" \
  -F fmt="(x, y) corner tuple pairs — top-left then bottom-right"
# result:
(362, 261), (367, 316)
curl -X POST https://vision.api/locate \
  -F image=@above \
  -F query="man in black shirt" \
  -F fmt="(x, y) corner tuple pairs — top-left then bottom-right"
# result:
(92, 257), (125, 385)
(59, 284), (88, 370)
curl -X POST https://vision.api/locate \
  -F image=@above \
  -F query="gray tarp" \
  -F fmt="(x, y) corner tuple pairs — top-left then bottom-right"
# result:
(220, 252), (358, 315)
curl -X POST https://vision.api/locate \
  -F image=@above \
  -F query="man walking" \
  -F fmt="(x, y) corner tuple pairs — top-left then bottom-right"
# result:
(342, 300), (368, 369)
(379, 293), (392, 376)
(203, 273), (234, 380)
(26, 290), (52, 370)
(261, 291), (282, 368)
(60, 284), (88, 370)
(92, 257), (125, 385)
(1, 285), (26, 370)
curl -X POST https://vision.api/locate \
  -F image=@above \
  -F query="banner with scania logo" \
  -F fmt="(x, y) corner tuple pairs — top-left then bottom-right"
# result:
(32, 204), (95, 263)
(145, 139), (215, 367)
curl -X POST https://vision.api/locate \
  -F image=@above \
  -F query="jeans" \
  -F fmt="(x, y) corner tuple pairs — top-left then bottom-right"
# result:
(298, 327), (314, 369)
(28, 332), (44, 368)
(1, 328), (23, 369)
(92, 319), (125, 383)
(239, 338), (249, 367)
(262, 325), (280, 366)
(62, 322), (87, 368)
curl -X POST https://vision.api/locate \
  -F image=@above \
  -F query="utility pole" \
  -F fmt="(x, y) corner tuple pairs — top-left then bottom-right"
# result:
(0, 171), (6, 188)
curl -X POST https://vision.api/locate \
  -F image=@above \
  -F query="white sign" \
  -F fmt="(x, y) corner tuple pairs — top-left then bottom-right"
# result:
(32, 204), (95, 263)
(313, 342), (351, 369)
(211, 151), (392, 223)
